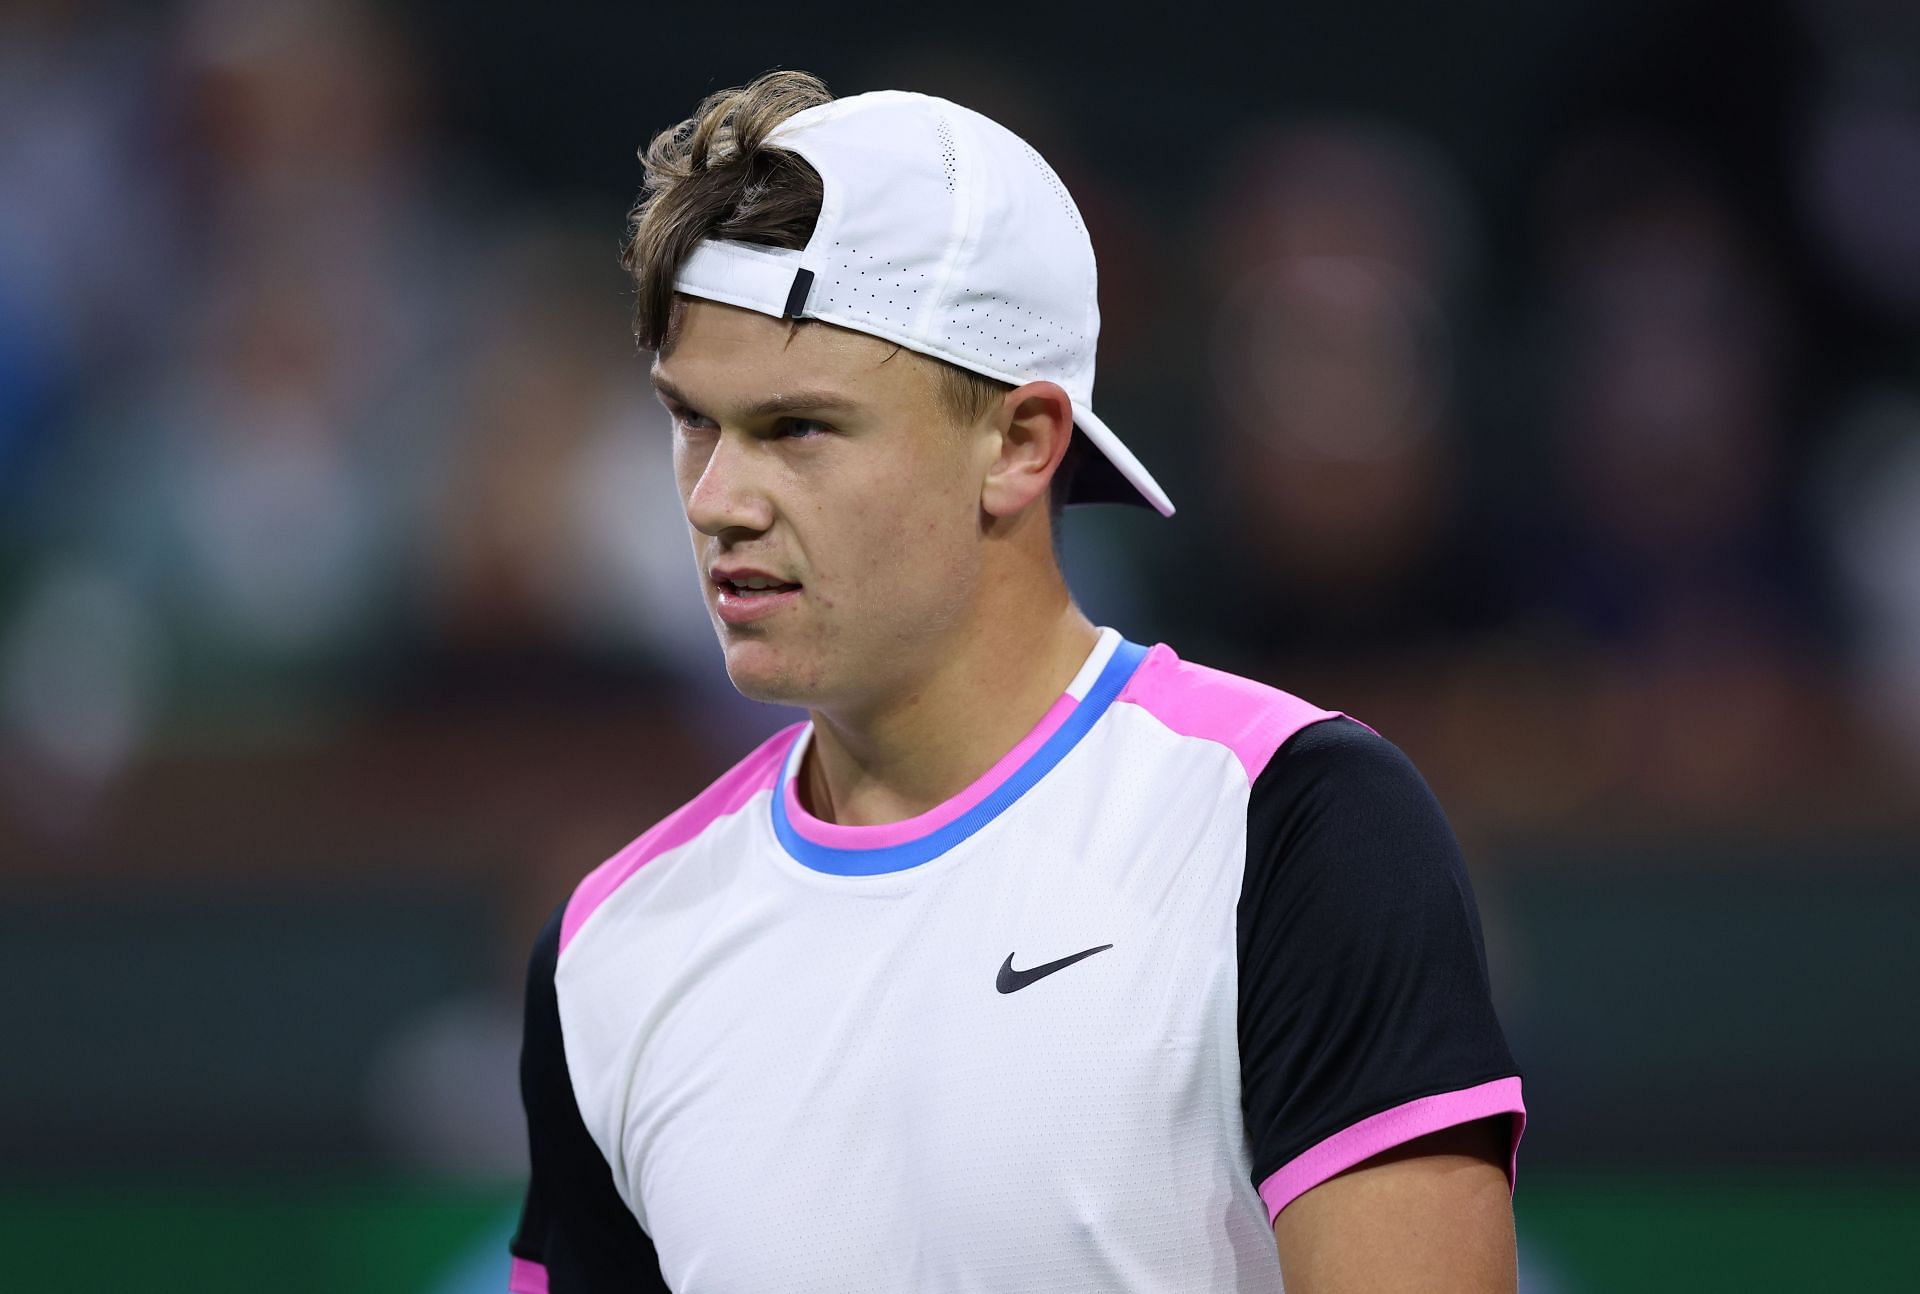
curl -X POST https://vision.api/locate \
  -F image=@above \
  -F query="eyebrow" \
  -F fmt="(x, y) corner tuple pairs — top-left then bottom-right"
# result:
(651, 374), (860, 420)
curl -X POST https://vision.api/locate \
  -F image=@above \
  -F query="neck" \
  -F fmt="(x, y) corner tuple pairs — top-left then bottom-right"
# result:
(799, 592), (1099, 828)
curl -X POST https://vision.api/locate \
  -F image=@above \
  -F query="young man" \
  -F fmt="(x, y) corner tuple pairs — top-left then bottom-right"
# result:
(510, 71), (1525, 1293)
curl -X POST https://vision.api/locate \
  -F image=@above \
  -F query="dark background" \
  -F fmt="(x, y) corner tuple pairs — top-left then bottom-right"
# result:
(3, 0), (1917, 1289)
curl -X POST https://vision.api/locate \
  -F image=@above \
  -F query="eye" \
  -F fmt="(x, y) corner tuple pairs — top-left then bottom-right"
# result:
(669, 405), (717, 433)
(778, 418), (831, 439)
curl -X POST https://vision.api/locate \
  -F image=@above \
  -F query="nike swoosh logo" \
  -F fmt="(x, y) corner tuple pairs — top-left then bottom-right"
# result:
(996, 944), (1114, 994)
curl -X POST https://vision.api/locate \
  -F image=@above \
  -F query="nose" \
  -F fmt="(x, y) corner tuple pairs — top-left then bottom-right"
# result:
(683, 431), (774, 539)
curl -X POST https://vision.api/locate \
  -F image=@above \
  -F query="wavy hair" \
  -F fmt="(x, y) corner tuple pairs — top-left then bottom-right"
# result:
(619, 70), (1011, 429)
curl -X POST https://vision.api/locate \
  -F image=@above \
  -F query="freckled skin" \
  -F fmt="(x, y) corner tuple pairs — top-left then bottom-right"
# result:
(656, 300), (995, 720)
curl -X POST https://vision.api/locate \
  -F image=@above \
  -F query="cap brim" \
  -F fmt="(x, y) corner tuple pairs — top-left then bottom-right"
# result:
(1068, 404), (1175, 516)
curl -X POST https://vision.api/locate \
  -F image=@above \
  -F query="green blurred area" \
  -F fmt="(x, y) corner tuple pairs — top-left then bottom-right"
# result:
(3, 1176), (1914, 1293)
(0, 1182), (516, 1294)
(1518, 1176), (1919, 1293)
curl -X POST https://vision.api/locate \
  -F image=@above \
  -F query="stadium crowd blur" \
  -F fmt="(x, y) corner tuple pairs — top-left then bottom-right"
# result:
(4, 0), (1918, 1210)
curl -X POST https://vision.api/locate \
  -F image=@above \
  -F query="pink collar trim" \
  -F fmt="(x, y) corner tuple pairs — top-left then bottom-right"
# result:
(779, 628), (1119, 851)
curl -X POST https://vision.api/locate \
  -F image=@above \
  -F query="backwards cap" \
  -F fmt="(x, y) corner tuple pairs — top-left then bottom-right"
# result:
(673, 90), (1174, 517)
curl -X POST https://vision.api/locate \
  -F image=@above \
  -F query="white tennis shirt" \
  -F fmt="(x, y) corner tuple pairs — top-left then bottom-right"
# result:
(510, 629), (1525, 1292)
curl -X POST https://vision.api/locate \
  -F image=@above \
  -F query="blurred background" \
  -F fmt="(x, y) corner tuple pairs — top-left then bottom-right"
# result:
(2, 0), (1917, 1289)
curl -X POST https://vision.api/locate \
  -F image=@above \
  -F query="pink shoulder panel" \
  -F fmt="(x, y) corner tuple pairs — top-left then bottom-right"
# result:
(1116, 644), (1340, 782)
(558, 723), (802, 955)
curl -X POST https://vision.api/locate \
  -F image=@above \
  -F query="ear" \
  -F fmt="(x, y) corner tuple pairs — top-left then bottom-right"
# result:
(981, 381), (1074, 520)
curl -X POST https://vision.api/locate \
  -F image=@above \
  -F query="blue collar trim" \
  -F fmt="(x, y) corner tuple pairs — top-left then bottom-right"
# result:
(773, 638), (1149, 876)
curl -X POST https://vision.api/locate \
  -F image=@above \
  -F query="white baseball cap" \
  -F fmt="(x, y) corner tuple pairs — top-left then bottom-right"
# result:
(672, 90), (1174, 517)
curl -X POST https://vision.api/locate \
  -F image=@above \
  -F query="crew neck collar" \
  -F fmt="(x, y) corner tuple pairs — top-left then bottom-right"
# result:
(772, 628), (1146, 875)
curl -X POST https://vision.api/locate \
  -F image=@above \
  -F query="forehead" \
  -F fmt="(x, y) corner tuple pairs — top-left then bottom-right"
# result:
(653, 298), (936, 411)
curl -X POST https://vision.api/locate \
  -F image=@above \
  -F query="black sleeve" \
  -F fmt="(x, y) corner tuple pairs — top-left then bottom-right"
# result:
(1237, 717), (1521, 1195)
(511, 901), (672, 1293)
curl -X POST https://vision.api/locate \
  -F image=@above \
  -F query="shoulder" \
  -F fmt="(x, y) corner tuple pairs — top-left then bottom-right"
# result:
(1110, 642), (1445, 852)
(558, 722), (803, 958)
(1235, 713), (1483, 1022)
(1114, 642), (1342, 782)
(1238, 715), (1469, 940)
(1253, 713), (1437, 821)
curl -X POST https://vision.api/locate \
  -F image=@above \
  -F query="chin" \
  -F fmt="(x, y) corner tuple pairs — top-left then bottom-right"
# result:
(719, 636), (824, 708)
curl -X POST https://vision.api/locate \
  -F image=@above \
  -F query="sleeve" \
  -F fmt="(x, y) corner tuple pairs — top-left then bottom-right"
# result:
(1237, 717), (1526, 1223)
(510, 901), (672, 1293)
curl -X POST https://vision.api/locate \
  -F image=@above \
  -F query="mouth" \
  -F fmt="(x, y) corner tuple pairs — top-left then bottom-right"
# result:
(713, 573), (803, 596)
(710, 569), (804, 625)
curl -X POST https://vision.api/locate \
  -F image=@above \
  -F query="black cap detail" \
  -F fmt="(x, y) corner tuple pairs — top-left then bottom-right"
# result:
(783, 268), (815, 319)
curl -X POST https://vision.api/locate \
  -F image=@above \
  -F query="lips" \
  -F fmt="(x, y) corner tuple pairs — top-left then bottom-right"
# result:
(715, 575), (801, 594)
(710, 565), (801, 593)
(710, 565), (803, 626)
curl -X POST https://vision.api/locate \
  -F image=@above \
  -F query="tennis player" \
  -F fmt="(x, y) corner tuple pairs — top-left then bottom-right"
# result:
(509, 71), (1525, 1293)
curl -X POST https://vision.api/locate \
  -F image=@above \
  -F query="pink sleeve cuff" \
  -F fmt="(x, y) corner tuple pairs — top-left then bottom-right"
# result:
(1257, 1075), (1527, 1222)
(508, 1256), (550, 1294)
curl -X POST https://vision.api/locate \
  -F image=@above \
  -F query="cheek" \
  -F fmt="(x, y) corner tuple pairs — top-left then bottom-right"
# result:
(675, 455), (702, 555)
(806, 433), (979, 599)
(672, 438), (702, 503)
(836, 496), (975, 603)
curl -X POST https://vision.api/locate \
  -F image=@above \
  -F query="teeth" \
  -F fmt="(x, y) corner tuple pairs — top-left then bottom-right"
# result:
(726, 577), (789, 591)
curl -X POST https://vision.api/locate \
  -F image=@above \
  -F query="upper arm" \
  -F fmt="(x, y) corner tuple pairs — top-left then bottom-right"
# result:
(1272, 1117), (1517, 1293)
(1236, 719), (1526, 1273)
(512, 902), (671, 1293)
